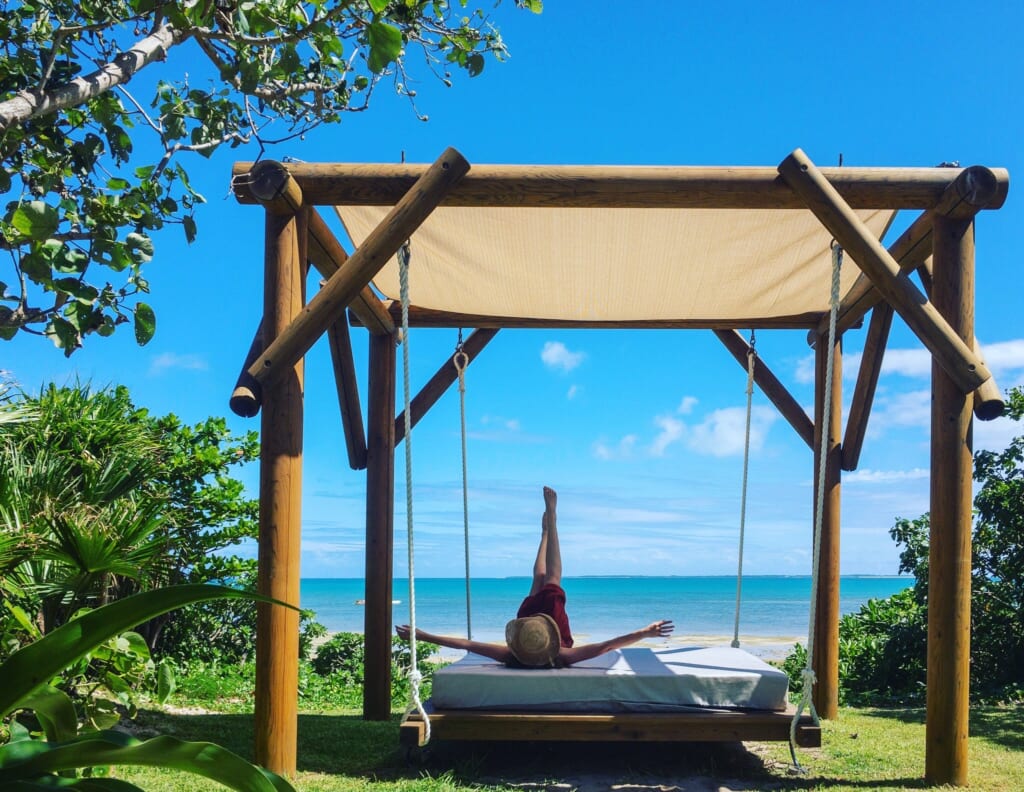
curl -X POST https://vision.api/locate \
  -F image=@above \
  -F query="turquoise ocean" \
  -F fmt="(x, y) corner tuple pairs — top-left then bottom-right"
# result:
(301, 576), (912, 651)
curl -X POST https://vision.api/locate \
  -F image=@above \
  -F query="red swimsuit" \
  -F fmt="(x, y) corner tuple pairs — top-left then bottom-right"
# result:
(517, 583), (574, 647)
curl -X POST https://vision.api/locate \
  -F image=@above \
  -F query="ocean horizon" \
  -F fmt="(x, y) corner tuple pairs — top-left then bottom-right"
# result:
(300, 575), (913, 652)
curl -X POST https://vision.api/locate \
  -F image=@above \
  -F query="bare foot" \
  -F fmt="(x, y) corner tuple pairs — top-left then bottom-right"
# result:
(543, 486), (557, 511)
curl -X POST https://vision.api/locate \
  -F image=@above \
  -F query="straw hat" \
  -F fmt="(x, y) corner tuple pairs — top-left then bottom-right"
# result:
(505, 613), (560, 667)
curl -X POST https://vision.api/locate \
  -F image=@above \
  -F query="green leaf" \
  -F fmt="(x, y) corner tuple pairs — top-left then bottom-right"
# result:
(182, 215), (197, 244)
(11, 201), (59, 240)
(368, 0), (389, 11)
(125, 232), (154, 263)
(0, 169), (11, 193)
(0, 731), (294, 791)
(18, 686), (78, 744)
(467, 53), (485, 77)
(0, 584), (292, 717)
(157, 659), (176, 704)
(133, 302), (155, 345)
(521, 0), (543, 12)
(367, 22), (403, 73)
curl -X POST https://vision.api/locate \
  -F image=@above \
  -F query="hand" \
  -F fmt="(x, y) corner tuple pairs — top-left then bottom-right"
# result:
(644, 620), (674, 638)
(396, 624), (412, 640)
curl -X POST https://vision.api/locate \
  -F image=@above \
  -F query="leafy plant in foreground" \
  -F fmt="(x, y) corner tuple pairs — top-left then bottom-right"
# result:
(0, 584), (294, 790)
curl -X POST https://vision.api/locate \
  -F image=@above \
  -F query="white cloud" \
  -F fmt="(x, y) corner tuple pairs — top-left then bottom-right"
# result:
(541, 341), (585, 372)
(975, 415), (1019, 453)
(687, 406), (777, 458)
(149, 352), (208, 375)
(795, 354), (815, 384)
(981, 339), (1024, 376)
(649, 415), (685, 456)
(567, 384), (579, 400)
(593, 434), (637, 461)
(677, 396), (699, 415)
(845, 468), (929, 484)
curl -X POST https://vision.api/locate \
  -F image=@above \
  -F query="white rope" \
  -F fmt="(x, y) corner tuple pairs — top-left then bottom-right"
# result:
(454, 345), (473, 640)
(398, 242), (430, 744)
(790, 243), (843, 769)
(731, 333), (756, 648)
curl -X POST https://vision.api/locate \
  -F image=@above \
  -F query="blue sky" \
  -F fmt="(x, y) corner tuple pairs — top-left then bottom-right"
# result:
(5, 1), (1023, 579)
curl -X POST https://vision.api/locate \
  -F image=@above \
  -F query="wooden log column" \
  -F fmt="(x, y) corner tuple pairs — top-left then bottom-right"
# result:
(926, 216), (975, 786)
(812, 331), (842, 719)
(364, 331), (397, 720)
(254, 206), (307, 776)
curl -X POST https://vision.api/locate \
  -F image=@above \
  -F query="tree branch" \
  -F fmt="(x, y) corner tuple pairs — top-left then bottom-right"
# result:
(0, 24), (190, 132)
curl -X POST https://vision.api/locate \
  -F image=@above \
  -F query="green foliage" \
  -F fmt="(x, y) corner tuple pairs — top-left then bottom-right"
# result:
(0, 1), (540, 352)
(310, 631), (435, 700)
(0, 381), (260, 653)
(784, 386), (1024, 705)
(0, 585), (296, 790)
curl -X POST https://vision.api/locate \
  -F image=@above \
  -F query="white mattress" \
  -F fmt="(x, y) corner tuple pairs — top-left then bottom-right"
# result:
(431, 646), (789, 713)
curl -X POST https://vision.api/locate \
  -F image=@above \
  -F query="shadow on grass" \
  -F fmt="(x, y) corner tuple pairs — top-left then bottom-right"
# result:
(844, 705), (1024, 752)
(133, 707), (939, 790)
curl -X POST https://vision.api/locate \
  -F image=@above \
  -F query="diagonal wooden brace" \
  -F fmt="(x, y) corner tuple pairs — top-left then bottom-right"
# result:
(778, 149), (990, 394)
(713, 329), (814, 450)
(394, 328), (499, 446)
(842, 303), (894, 471)
(247, 147), (471, 385)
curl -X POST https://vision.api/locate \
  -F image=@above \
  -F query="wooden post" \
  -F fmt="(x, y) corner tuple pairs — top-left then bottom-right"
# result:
(812, 331), (842, 719)
(364, 331), (397, 720)
(926, 215), (975, 787)
(253, 206), (307, 776)
(778, 149), (990, 394)
(230, 320), (264, 418)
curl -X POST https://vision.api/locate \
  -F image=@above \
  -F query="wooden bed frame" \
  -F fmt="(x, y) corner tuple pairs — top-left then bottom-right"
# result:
(399, 702), (821, 748)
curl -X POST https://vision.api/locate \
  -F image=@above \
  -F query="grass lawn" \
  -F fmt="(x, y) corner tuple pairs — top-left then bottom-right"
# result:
(115, 702), (1024, 791)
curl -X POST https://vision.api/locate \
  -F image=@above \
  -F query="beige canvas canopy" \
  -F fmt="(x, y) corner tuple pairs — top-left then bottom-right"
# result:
(338, 205), (894, 323)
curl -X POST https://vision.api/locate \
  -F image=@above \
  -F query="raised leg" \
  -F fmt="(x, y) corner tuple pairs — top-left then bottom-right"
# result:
(542, 486), (561, 587)
(529, 511), (549, 596)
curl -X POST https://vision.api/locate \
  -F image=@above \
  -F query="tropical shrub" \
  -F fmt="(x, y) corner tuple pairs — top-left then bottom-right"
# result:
(784, 386), (1024, 704)
(311, 631), (436, 697)
(0, 584), (294, 790)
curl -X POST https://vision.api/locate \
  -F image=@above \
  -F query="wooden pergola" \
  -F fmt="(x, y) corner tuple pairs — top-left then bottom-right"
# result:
(229, 148), (1008, 786)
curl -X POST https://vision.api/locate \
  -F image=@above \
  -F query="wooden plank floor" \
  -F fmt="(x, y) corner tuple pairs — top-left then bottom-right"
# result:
(400, 704), (820, 748)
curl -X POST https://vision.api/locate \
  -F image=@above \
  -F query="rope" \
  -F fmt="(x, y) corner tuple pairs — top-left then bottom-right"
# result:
(731, 331), (756, 648)
(398, 241), (430, 744)
(454, 335), (473, 640)
(789, 243), (843, 770)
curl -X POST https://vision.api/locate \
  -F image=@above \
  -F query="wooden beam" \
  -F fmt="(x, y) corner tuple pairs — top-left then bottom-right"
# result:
(825, 165), (1005, 336)
(712, 330), (814, 449)
(400, 707), (821, 747)
(232, 161), (1009, 210)
(246, 148), (470, 386)
(778, 149), (990, 394)
(307, 209), (394, 335)
(926, 215), (975, 787)
(917, 259), (1005, 421)
(253, 206), (306, 777)
(841, 303), (894, 472)
(394, 329), (500, 446)
(245, 160), (304, 215)
(353, 302), (825, 330)
(811, 331), (842, 720)
(229, 320), (264, 418)
(364, 332), (396, 721)
(327, 315), (367, 470)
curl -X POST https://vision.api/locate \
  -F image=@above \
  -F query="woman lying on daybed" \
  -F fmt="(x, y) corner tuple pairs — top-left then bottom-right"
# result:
(396, 486), (673, 669)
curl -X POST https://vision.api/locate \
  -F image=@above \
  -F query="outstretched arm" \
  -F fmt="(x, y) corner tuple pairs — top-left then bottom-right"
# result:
(558, 619), (674, 666)
(396, 624), (513, 664)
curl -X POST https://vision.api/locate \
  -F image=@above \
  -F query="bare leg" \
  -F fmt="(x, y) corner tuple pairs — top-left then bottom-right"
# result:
(528, 511), (549, 596)
(542, 486), (562, 587)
